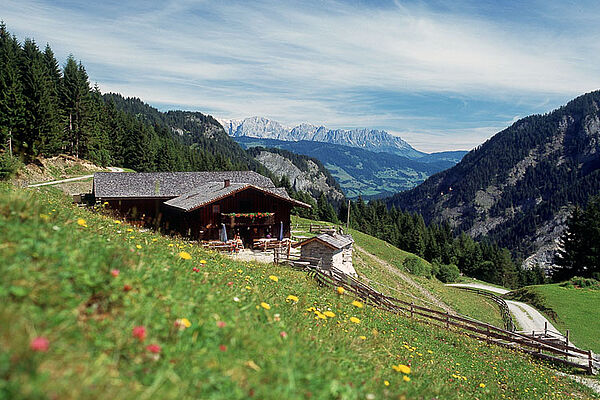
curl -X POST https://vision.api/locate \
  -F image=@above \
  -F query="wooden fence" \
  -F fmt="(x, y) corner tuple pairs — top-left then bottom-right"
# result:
(275, 255), (597, 375)
(449, 286), (515, 332)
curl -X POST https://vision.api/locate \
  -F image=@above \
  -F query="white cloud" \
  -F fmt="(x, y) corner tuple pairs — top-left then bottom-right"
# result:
(3, 0), (600, 151)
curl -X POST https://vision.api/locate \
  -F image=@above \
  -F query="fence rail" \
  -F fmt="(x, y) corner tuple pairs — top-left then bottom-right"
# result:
(449, 286), (515, 332)
(275, 254), (597, 375)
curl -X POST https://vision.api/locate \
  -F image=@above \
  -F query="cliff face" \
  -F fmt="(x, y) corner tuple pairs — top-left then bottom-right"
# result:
(388, 91), (600, 268)
(253, 150), (344, 205)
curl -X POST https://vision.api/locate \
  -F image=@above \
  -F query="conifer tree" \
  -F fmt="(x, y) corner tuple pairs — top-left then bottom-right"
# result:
(61, 56), (91, 157)
(0, 23), (25, 155)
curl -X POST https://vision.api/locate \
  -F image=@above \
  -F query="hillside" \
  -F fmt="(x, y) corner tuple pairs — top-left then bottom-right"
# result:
(236, 137), (460, 198)
(388, 90), (600, 267)
(221, 116), (424, 158)
(245, 147), (345, 206)
(1, 184), (595, 399)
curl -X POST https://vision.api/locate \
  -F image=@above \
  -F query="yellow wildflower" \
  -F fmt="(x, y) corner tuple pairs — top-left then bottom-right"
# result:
(136, 244), (142, 249)
(113, 220), (122, 224)
(200, 259), (207, 264)
(127, 228), (133, 232)
(394, 364), (411, 374)
(351, 300), (364, 308)
(179, 251), (192, 260)
(349, 317), (360, 324)
(77, 218), (87, 227)
(260, 302), (271, 310)
(336, 286), (345, 295)
(384, 380), (390, 386)
(286, 295), (299, 302)
(168, 243), (174, 247)
(323, 311), (336, 318)
(269, 275), (279, 282)
(479, 383), (486, 388)
(359, 335), (367, 340)
(180, 318), (192, 328)
(403, 376), (411, 382)
(152, 238), (158, 242)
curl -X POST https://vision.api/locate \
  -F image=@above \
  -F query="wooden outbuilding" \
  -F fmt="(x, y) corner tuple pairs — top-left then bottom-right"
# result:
(293, 231), (356, 276)
(92, 171), (310, 244)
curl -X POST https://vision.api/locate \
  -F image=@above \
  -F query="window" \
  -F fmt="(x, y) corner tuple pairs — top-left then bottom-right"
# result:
(212, 204), (220, 214)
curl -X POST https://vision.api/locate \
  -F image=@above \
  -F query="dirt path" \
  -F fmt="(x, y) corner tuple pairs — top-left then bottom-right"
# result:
(355, 245), (454, 313)
(28, 167), (124, 188)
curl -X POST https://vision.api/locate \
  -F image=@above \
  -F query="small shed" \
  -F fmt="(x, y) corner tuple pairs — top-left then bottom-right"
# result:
(294, 231), (356, 276)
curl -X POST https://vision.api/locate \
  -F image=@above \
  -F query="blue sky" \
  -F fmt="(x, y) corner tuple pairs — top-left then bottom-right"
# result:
(3, 0), (600, 151)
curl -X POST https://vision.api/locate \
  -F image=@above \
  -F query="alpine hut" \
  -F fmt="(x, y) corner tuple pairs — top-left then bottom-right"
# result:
(293, 231), (356, 276)
(92, 171), (310, 243)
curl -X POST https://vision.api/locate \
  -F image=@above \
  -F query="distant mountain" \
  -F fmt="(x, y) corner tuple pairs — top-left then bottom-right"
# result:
(235, 137), (461, 199)
(388, 91), (600, 269)
(220, 116), (425, 158)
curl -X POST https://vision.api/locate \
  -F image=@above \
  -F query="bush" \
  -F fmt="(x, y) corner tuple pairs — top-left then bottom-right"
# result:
(436, 263), (460, 283)
(0, 153), (23, 181)
(403, 256), (432, 277)
(559, 276), (600, 289)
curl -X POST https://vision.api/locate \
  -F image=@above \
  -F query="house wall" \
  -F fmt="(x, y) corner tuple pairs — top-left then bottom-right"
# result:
(166, 187), (293, 243)
(300, 241), (337, 269)
(105, 198), (171, 227)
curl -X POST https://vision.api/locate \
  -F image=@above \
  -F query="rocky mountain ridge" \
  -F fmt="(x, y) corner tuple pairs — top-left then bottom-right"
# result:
(219, 116), (424, 158)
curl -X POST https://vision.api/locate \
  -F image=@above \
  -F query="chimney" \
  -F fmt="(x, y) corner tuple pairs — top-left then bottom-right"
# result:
(224, 179), (231, 188)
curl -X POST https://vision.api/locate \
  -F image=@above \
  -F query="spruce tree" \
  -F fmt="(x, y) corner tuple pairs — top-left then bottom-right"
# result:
(0, 23), (25, 155)
(61, 56), (90, 157)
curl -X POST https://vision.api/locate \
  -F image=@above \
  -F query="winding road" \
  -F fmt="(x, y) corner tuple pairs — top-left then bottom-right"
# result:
(446, 283), (561, 335)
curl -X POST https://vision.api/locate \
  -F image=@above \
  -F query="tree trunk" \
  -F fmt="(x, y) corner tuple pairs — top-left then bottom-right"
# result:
(8, 128), (12, 157)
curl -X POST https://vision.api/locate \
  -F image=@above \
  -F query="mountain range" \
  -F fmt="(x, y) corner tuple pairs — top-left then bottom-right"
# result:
(388, 90), (600, 269)
(219, 116), (424, 158)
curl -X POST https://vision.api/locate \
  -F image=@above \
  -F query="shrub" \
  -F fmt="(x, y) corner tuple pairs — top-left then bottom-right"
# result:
(403, 256), (432, 277)
(436, 263), (460, 283)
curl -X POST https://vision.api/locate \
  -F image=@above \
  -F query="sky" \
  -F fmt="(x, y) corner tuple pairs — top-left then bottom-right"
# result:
(3, 0), (600, 152)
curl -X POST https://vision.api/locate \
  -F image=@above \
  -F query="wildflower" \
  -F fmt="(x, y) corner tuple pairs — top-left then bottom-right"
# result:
(286, 295), (299, 302)
(175, 318), (192, 330)
(219, 344), (227, 352)
(280, 331), (288, 338)
(403, 376), (411, 382)
(233, 297), (240, 302)
(260, 302), (271, 310)
(146, 344), (161, 353)
(351, 300), (364, 308)
(136, 244), (142, 249)
(152, 238), (158, 242)
(336, 286), (345, 295)
(127, 228), (133, 232)
(77, 218), (87, 227)
(384, 380), (390, 386)
(179, 251), (192, 260)
(30, 337), (49, 352)
(111, 269), (120, 277)
(227, 281), (234, 287)
(132, 326), (147, 341)
(269, 275), (278, 282)
(200, 259), (207, 264)
(217, 321), (226, 328)
(479, 383), (486, 388)
(113, 220), (122, 224)
(323, 311), (336, 318)
(168, 243), (174, 247)
(359, 335), (367, 340)
(349, 317), (360, 324)
(393, 364), (411, 374)
(123, 284), (133, 292)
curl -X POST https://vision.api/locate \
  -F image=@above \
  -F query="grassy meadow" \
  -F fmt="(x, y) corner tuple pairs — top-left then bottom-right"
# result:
(0, 185), (597, 399)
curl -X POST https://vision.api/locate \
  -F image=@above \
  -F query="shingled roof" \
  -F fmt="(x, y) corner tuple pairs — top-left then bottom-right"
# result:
(164, 182), (310, 212)
(294, 233), (354, 250)
(93, 171), (274, 199)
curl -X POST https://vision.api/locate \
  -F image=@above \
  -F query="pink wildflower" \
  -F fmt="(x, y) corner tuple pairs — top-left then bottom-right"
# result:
(111, 269), (120, 277)
(132, 325), (147, 341)
(30, 337), (49, 352)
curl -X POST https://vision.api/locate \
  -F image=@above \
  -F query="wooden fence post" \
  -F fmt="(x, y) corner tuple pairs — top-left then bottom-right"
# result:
(566, 330), (570, 347)
(410, 302), (414, 318)
(544, 321), (548, 336)
(588, 350), (594, 374)
(445, 312), (449, 329)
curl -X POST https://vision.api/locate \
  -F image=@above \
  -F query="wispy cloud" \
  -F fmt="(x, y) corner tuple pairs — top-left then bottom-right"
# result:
(3, 0), (600, 152)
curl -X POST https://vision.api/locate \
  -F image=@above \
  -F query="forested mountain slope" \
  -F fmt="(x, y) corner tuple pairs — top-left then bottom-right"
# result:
(388, 91), (600, 267)
(236, 137), (460, 198)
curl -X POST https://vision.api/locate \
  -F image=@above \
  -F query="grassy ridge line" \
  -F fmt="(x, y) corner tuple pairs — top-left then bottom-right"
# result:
(0, 186), (596, 399)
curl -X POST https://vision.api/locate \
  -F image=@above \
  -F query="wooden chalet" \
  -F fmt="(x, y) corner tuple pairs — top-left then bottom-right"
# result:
(293, 231), (357, 276)
(92, 171), (310, 243)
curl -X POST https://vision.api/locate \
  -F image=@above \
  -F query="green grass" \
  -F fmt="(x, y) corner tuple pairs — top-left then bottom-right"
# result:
(0, 186), (596, 399)
(509, 284), (600, 353)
